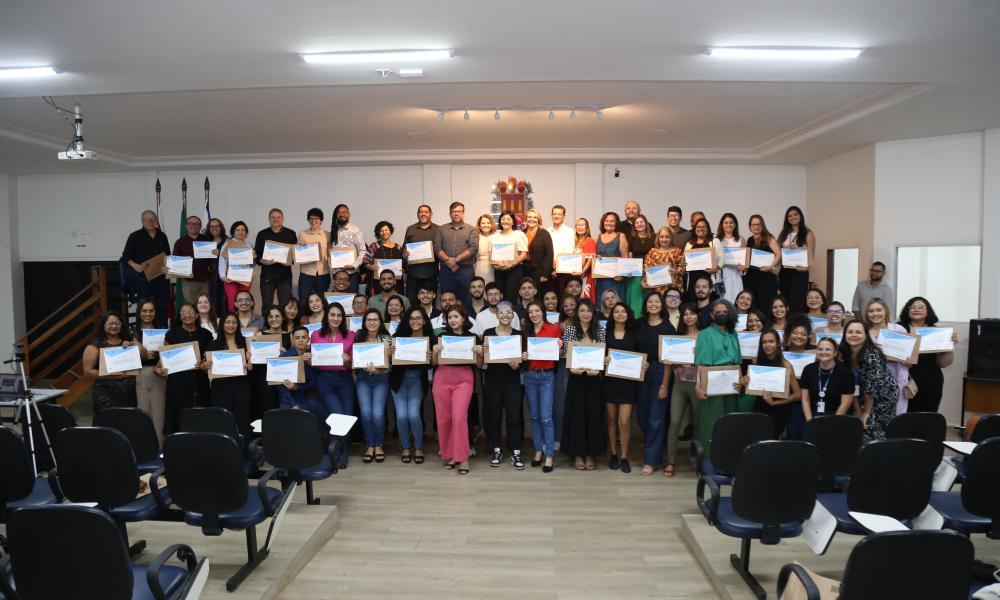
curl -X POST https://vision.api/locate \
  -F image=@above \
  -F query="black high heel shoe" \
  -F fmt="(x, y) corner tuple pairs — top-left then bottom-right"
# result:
(608, 454), (621, 470)
(531, 452), (543, 468)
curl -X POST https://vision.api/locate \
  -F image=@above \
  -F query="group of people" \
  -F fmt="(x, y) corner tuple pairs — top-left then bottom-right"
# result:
(101, 200), (956, 476)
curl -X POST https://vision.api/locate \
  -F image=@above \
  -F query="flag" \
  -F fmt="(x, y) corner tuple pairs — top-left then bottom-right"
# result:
(175, 178), (188, 307)
(204, 177), (211, 221)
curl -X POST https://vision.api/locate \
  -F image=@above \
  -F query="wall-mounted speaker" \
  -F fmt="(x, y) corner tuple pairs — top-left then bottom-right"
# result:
(968, 319), (1000, 380)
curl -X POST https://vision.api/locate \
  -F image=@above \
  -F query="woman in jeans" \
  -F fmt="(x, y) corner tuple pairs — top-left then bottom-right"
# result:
(522, 300), (563, 472)
(390, 306), (435, 464)
(481, 301), (525, 470)
(663, 302), (702, 477)
(354, 308), (392, 463)
(310, 302), (355, 467)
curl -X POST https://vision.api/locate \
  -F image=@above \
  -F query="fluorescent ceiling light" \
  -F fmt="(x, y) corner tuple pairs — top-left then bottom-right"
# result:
(0, 66), (59, 80)
(398, 68), (424, 77)
(706, 47), (863, 60)
(301, 49), (453, 64)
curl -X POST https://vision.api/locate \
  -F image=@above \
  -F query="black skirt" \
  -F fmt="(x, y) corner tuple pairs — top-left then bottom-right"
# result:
(562, 373), (608, 457)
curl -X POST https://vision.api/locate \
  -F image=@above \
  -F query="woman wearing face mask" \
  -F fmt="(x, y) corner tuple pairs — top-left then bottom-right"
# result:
(801, 337), (855, 421)
(157, 303), (214, 434)
(693, 299), (742, 455)
(898, 296), (959, 413)
(132, 298), (167, 442)
(562, 300), (607, 471)
(840, 319), (897, 442)
(481, 301), (525, 470)
(205, 312), (254, 438)
(663, 302), (702, 477)
(644, 227), (687, 296)
(354, 308), (393, 464)
(740, 329), (801, 438)
(716, 213), (745, 303)
(431, 305), (483, 475)
(83, 311), (139, 420)
(864, 298), (910, 414)
(220, 220), (252, 312)
(635, 292), (675, 476)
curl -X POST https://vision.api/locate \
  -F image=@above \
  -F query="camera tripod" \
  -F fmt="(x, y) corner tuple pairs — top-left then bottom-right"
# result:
(3, 347), (57, 477)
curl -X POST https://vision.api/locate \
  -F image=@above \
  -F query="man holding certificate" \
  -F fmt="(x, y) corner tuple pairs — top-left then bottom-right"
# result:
(297, 207), (331, 302)
(253, 208), (297, 308)
(403, 204), (440, 306)
(693, 299), (742, 454)
(172, 214), (216, 303)
(122, 210), (171, 325)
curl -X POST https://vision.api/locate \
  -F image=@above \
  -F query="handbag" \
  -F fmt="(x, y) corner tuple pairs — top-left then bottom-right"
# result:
(904, 376), (919, 400)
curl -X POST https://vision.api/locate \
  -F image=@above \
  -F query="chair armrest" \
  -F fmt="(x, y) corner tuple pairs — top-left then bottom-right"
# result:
(247, 437), (265, 469)
(0, 555), (21, 600)
(148, 468), (169, 511)
(696, 475), (721, 525)
(777, 563), (822, 600)
(147, 544), (199, 600)
(689, 440), (705, 473)
(257, 467), (282, 515)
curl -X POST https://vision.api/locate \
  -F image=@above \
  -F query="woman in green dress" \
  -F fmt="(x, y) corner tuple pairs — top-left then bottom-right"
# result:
(693, 299), (742, 455)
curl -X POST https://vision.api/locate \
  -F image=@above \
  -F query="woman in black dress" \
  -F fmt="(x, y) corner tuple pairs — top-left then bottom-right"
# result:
(742, 214), (781, 313)
(634, 292), (675, 476)
(157, 303), (214, 434)
(561, 300), (607, 470)
(206, 312), (254, 437)
(776, 206), (816, 313)
(604, 301), (639, 473)
(898, 297), (959, 413)
(744, 329), (801, 438)
(81, 311), (138, 420)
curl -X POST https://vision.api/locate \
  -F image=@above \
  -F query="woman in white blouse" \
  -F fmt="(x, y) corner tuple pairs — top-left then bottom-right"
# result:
(490, 210), (530, 301)
(474, 214), (496, 283)
(716, 212), (745, 303)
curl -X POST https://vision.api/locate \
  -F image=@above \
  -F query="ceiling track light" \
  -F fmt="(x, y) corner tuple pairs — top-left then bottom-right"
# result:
(569, 109), (576, 120)
(463, 110), (470, 121)
(548, 110), (555, 121)
(596, 110), (604, 120)
(429, 106), (608, 121)
(494, 110), (501, 121)
(436, 111), (445, 121)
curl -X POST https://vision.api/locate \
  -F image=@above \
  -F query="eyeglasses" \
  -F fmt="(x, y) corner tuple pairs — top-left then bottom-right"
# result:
(909, 305), (927, 310)
(236, 298), (252, 303)
(827, 309), (844, 315)
(409, 316), (424, 321)
(666, 295), (681, 301)
(179, 311), (196, 317)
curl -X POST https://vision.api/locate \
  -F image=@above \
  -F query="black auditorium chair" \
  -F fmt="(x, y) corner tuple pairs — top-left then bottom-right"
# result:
(690, 412), (774, 486)
(697, 440), (819, 600)
(886, 411), (946, 464)
(260, 408), (340, 505)
(949, 414), (1000, 480)
(164, 431), (293, 591)
(816, 439), (937, 537)
(929, 437), (1000, 538)
(803, 415), (863, 491)
(180, 407), (263, 475)
(0, 428), (62, 551)
(18, 402), (76, 472)
(777, 530), (975, 600)
(94, 407), (164, 474)
(0, 504), (205, 600)
(52, 426), (170, 556)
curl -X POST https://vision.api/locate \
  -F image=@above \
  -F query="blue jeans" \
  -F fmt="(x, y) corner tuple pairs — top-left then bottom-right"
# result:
(637, 362), (668, 467)
(439, 264), (474, 308)
(298, 272), (331, 304)
(393, 370), (424, 450)
(356, 371), (389, 447)
(315, 369), (355, 464)
(524, 370), (555, 458)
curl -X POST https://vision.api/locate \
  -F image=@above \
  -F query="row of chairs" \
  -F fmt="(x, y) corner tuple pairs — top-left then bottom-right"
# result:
(1, 405), (345, 594)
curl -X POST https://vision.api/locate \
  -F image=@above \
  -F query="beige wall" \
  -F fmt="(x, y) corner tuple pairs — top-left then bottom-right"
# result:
(806, 144), (875, 296)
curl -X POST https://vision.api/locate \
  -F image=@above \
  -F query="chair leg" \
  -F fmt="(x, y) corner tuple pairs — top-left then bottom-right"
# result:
(225, 525), (270, 592)
(306, 481), (320, 505)
(730, 538), (766, 600)
(118, 521), (146, 558)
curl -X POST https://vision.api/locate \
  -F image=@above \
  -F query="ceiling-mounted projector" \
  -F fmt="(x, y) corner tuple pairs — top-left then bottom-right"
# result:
(51, 101), (99, 161)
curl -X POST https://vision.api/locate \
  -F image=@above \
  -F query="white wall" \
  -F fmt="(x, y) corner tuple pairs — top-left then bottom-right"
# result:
(0, 175), (19, 355)
(983, 129), (1000, 317)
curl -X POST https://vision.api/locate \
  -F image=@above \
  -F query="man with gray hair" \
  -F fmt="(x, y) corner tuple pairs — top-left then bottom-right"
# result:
(122, 210), (171, 325)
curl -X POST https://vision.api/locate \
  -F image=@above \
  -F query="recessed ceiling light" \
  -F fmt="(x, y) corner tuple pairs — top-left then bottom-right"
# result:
(0, 66), (59, 80)
(706, 47), (864, 60)
(300, 49), (453, 64)
(398, 68), (424, 78)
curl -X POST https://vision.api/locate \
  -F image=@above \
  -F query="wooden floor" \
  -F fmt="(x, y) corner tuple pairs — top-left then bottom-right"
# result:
(276, 442), (719, 600)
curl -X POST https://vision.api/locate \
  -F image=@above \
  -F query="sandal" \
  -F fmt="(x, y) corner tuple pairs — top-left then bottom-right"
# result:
(458, 461), (470, 475)
(414, 451), (425, 464)
(444, 461), (457, 470)
(362, 449), (374, 464)
(374, 448), (385, 463)
(640, 464), (655, 476)
(401, 450), (412, 464)
(663, 463), (675, 478)
(584, 458), (595, 470)
(575, 458), (587, 470)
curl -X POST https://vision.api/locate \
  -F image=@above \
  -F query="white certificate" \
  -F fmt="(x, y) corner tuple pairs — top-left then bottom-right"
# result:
(353, 342), (386, 368)
(738, 332), (761, 359)
(166, 255), (193, 277)
(329, 248), (356, 269)
(227, 264), (254, 283)
(684, 250), (713, 271)
(606, 350), (643, 379)
(781, 248), (809, 268)
(249, 341), (281, 364)
(644, 264), (671, 287)
(749, 248), (775, 269)
(915, 327), (954, 353)
(748, 365), (788, 394)
(348, 317), (363, 332)
(385, 321), (400, 336)
(141, 329), (167, 351)
(702, 368), (741, 396)
(660, 336), (695, 364)
(304, 322), (323, 336)
(877, 329), (919, 362)
(736, 314), (749, 332)
(555, 254), (583, 274)
(817, 331), (843, 346)
(545, 311), (560, 324)
(311, 342), (344, 367)
(210, 352), (245, 377)
(617, 258), (643, 277)
(227, 246), (253, 266)
(192, 241), (216, 259)
(393, 337), (429, 362)
(262, 242), (290, 264)
(592, 257), (618, 278)
(325, 293), (355, 314)
(491, 242), (516, 262)
(240, 329), (256, 338)
(598, 319), (607, 330)
(441, 335), (474, 360)
(375, 258), (404, 277)
(404, 241), (433, 262)
(785, 352), (817, 378)
(486, 335), (522, 361)
(293, 243), (321, 264)
(569, 345), (605, 371)
(723, 247), (748, 267)
(266, 358), (299, 382)
(160, 344), (198, 373)
(808, 317), (829, 331)
(527, 337), (559, 361)
(102, 346), (142, 374)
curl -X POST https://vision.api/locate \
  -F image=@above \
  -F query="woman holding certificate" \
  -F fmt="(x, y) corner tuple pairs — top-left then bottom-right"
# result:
(595, 212), (630, 305)
(249, 305), (291, 419)
(683, 218), (723, 297)
(481, 301), (525, 470)
(777, 206), (815, 312)
(83, 311), (139, 418)
(354, 309), (392, 463)
(132, 299), (167, 442)
(562, 300), (607, 471)
(391, 306), (435, 464)
(363, 220), (404, 297)
(431, 305), (481, 475)
(742, 215), (781, 312)
(716, 213), (745, 303)
(522, 209), (554, 289)
(643, 228), (686, 296)
(635, 292), (675, 476)
(693, 300), (742, 455)
(625, 214), (656, 316)
(664, 303), (703, 477)
(220, 221), (253, 312)
(603, 302), (640, 473)
(864, 299), (910, 414)
(574, 218), (597, 300)
(898, 296), (958, 413)
(311, 302), (355, 467)
(523, 301), (563, 472)
(298, 208), (332, 301)
(207, 218), (228, 314)
(490, 210), (528, 302)
(744, 329), (801, 438)
(841, 319), (898, 442)
(474, 214), (496, 283)
(159, 303), (214, 434)
(206, 312), (254, 437)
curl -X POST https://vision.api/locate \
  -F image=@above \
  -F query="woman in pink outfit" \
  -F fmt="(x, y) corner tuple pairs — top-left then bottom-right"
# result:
(431, 305), (483, 475)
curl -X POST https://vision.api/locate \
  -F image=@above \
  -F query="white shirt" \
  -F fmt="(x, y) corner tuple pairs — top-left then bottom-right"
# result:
(473, 309), (521, 337)
(547, 224), (576, 259)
